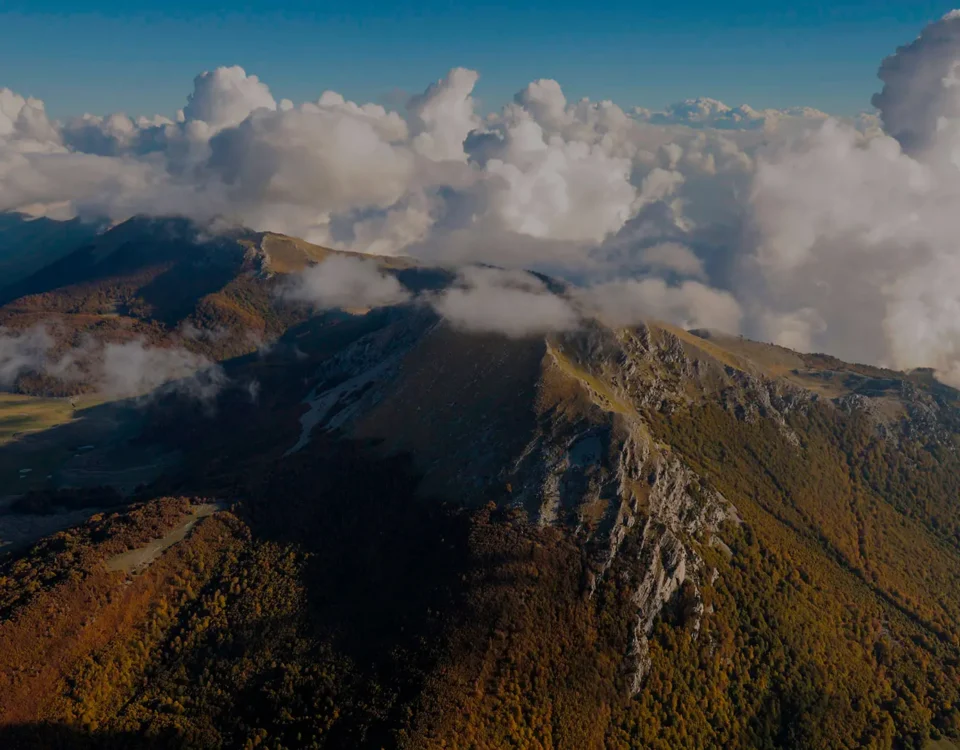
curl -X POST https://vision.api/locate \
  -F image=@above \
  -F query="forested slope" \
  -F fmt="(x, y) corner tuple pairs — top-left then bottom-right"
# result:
(4, 321), (960, 749)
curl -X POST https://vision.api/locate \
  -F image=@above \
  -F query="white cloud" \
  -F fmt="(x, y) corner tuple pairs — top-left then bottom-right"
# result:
(204, 105), (415, 232)
(639, 96), (829, 131)
(0, 325), (226, 400)
(872, 11), (960, 155)
(409, 68), (480, 162)
(476, 115), (638, 242)
(577, 278), (742, 333)
(0, 64), (756, 263)
(432, 266), (580, 337)
(310, 90), (409, 142)
(98, 340), (226, 400)
(348, 194), (436, 256)
(638, 242), (706, 279)
(758, 308), (826, 353)
(0, 326), (54, 386)
(8, 14), (960, 382)
(514, 79), (569, 133)
(61, 113), (139, 156)
(743, 11), (960, 385)
(281, 254), (411, 310)
(182, 66), (277, 132)
(749, 120), (929, 273)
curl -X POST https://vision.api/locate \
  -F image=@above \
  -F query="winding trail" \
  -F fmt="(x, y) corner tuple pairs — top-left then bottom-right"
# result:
(105, 503), (223, 574)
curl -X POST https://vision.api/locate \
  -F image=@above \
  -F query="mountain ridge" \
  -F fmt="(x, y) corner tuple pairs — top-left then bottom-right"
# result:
(4, 219), (960, 747)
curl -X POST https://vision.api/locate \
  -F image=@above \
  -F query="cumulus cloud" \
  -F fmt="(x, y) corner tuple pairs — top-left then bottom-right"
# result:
(471, 116), (638, 242)
(61, 113), (142, 156)
(204, 105), (415, 239)
(348, 194), (436, 256)
(871, 13), (960, 155)
(744, 10), (960, 384)
(0, 89), (60, 145)
(408, 68), (480, 161)
(0, 58), (781, 271)
(431, 266), (580, 337)
(514, 79), (569, 133)
(1, 63), (773, 257)
(639, 97), (829, 131)
(183, 66), (277, 132)
(310, 91), (409, 143)
(281, 254), (411, 310)
(10, 13), (960, 382)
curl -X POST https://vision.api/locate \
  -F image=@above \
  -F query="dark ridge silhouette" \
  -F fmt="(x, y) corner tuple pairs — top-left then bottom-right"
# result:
(0, 722), (186, 750)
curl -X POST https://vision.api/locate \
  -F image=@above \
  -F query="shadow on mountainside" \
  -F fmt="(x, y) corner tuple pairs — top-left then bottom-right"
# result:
(0, 305), (415, 553)
(0, 396), (181, 552)
(1, 303), (532, 746)
(0, 722), (188, 750)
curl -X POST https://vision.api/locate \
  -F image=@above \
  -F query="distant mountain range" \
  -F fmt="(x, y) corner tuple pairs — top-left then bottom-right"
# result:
(2, 216), (960, 749)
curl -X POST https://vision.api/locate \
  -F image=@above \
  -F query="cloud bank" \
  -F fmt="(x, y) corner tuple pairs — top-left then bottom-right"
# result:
(8, 11), (960, 381)
(746, 10), (960, 384)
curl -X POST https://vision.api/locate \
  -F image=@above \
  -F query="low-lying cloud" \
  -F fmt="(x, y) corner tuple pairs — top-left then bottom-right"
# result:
(577, 278), (743, 333)
(430, 267), (580, 337)
(281, 254), (411, 310)
(0, 326), (56, 387)
(636, 242), (706, 280)
(280, 255), (738, 339)
(98, 340), (226, 400)
(0, 325), (227, 401)
(9, 11), (960, 381)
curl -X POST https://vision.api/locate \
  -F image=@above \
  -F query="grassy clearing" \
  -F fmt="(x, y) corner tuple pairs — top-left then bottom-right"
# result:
(0, 395), (77, 447)
(0, 394), (118, 495)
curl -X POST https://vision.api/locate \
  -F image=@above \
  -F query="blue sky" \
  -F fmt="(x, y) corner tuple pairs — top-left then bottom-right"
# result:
(2, 0), (958, 119)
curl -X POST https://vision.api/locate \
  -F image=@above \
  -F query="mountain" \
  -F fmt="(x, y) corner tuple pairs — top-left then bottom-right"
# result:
(0, 216), (419, 395)
(4, 223), (960, 748)
(0, 214), (101, 287)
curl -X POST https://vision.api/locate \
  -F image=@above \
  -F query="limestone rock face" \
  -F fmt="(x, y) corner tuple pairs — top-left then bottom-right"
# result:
(492, 324), (742, 691)
(286, 311), (960, 696)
